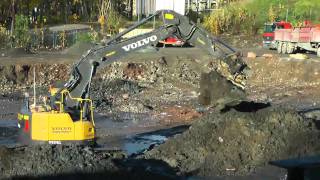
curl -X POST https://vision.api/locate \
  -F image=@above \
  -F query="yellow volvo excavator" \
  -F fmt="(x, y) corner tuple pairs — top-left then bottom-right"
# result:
(17, 10), (247, 144)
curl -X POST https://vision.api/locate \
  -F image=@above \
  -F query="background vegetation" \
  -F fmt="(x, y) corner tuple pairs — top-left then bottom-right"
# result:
(204, 0), (320, 35)
(0, 0), (319, 48)
(0, 0), (125, 49)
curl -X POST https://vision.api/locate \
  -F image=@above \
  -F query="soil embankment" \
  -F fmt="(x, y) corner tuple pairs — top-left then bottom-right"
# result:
(144, 107), (320, 177)
(0, 145), (179, 179)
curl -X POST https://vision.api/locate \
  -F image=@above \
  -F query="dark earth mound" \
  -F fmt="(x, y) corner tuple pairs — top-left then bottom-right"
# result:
(0, 145), (180, 180)
(144, 107), (320, 177)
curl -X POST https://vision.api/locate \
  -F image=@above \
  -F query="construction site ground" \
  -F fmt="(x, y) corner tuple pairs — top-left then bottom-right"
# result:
(0, 40), (320, 179)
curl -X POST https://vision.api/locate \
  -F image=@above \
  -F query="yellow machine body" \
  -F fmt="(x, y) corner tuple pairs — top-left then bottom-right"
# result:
(31, 112), (95, 143)
(18, 89), (95, 144)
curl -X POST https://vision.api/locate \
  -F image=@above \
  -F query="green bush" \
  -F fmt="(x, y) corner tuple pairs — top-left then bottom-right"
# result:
(106, 10), (123, 35)
(203, 4), (254, 35)
(14, 14), (30, 47)
(203, 0), (320, 35)
(0, 25), (10, 48)
(77, 31), (98, 43)
(292, 0), (320, 25)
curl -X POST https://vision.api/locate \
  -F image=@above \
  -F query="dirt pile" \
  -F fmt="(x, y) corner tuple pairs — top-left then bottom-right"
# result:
(156, 105), (202, 124)
(246, 57), (320, 90)
(246, 57), (320, 103)
(0, 145), (179, 179)
(220, 34), (262, 49)
(0, 64), (70, 93)
(91, 57), (208, 114)
(199, 71), (246, 107)
(144, 106), (320, 177)
(0, 54), (247, 120)
(0, 145), (118, 178)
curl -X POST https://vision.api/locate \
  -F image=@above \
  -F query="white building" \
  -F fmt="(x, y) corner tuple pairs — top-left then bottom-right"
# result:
(155, 0), (186, 15)
(186, 0), (220, 12)
(133, 0), (186, 16)
(132, 0), (218, 17)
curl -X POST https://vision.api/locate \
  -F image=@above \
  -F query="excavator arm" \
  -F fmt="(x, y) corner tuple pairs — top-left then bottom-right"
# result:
(54, 10), (247, 120)
(17, 10), (248, 144)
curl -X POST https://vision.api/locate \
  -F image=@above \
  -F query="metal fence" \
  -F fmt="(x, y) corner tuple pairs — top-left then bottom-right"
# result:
(29, 27), (91, 49)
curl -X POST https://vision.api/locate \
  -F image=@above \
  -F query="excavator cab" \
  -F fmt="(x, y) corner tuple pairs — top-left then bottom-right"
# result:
(18, 89), (95, 145)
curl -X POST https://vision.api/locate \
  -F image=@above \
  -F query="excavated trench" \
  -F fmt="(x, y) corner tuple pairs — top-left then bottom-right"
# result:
(0, 55), (319, 179)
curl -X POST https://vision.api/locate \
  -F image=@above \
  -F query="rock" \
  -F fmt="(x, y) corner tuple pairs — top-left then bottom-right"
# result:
(122, 93), (129, 100)
(158, 57), (167, 66)
(290, 53), (309, 60)
(247, 52), (257, 59)
(199, 71), (245, 106)
(302, 109), (320, 120)
(262, 54), (273, 58)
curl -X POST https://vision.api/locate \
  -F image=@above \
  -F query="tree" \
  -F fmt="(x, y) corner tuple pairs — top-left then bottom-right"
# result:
(293, 0), (320, 21)
(98, 0), (122, 35)
(14, 14), (30, 47)
(10, 0), (15, 36)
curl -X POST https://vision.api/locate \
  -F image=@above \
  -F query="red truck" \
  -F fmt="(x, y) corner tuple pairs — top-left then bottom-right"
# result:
(274, 21), (320, 57)
(263, 21), (292, 49)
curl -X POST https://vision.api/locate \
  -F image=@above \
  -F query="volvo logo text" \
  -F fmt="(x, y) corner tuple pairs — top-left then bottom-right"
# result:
(122, 35), (157, 51)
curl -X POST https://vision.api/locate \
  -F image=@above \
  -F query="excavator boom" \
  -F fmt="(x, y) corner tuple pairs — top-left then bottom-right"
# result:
(17, 10), (248, 144)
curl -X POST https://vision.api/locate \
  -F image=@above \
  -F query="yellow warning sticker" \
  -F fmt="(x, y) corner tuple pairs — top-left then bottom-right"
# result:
(197, 37), (206, 45)
(106, 51), (116, 57)
(165, 13), (174, 20)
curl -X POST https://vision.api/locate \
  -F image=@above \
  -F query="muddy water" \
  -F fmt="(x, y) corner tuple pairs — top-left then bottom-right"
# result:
(0, 122), (18, 147)
(122, 125), (189, 156)
(94, 112), (190, 155)
(0, 94), (22, 147)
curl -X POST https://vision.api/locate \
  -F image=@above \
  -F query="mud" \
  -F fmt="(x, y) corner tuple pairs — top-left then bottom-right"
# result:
(199, 71), (246, 107)
(90, 56), (216, 114)
(144, 106), (320, 177)
(220, 34), (263, 49)
(0, 53), (213, 112)
(245, 56), (320, 110)
(0, 64), (70, 94)
(0, 145), (180, 179)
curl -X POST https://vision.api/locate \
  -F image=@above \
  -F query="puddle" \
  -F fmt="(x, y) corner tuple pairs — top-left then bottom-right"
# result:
(0, 120), (17, 127)
(0, 120), (19, 146)
(123, 135), (167, 156)
(95, 111), (192, 153)
(123, 125), (189, 156)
